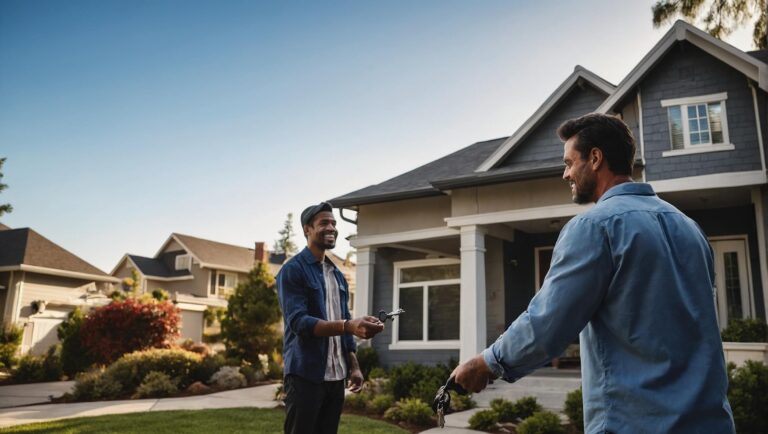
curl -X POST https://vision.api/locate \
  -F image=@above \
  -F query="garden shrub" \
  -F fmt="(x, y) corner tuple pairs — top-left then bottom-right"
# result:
(367, 394), (394, 415)
(151, 288), (169, 301)
(516, 411), (564, 434)
(0, 323), (22, 369)
(727, 360), (768, 434)
(368, 366), (387, 379)
(239, 363), (264, 385)
(210, 366), (247, 389)
(387, 362), (451, 403)
(564, 387), (584, 432)
(266, 359), (283, 379)
(106, 348), (202, 393)
(468, 409), (499, 431)
(344, 390), (370, 411)
(514, 396), (544, 420)
(490, 398), (516, 422)
(192, 353), (226, 383)
(80, 298), (180, 364)
(12, 346), (62, 383)
(383, 398), (433, 426)
(133, 371), (178, 398)
(72, 370), (122, 401)
(355, 346), (379, 378)
(449, 390), (475, 411)
(721, 319), (768, 342)
(57, 307), (93, 376)
(178, 339), (210, 357)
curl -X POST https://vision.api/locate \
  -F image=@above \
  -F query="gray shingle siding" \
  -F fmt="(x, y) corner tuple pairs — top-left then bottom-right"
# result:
(369, 248), (459, 367)
(641, 41), (763, 181)
(499, 83), (608, 167)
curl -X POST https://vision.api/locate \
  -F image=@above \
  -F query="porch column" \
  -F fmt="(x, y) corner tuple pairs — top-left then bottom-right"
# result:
(460, 225), (487, 362)
(354, 247), (376, 318)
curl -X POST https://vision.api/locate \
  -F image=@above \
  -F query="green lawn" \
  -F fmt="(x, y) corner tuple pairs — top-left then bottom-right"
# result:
(0, 408), (410, 434)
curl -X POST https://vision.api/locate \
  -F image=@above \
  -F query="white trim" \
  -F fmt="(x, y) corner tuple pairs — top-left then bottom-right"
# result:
(174, 302), (209, 312)
(146, 275), (195, 282)
(649, 170), (767, 193)
(709, 236), (756, 322)
(637, 90), (646, 182)
(662, 144), (735, 157)
(154, 234), (203, 265)
(750, 83), (767, 173)
(534, 246), (555, 292)
(175, 254), (192, 271)
(174, 292), (228, 308)
(392, 258), (461, 348)
(445, 203), (591, 228)
(388, 341), (460, 350)
(0, 265), (120, 283)
(477, 66), (615, 172)
(597, 20), (768, 113)
(199, 263), (250, 273)
(751, 188), (768, 321)
(214, 270), (238, 295)
(660, 92), (728, 107)
(350, 227), (459, 248)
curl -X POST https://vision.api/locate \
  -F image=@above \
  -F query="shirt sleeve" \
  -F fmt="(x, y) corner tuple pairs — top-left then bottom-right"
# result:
(482, 216), (613, 381)
(340, 277), (357, 353)
(277, 263), (320, 338)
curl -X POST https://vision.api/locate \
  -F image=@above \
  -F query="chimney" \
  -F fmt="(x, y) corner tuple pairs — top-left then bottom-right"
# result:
(254, 242), (268, 263)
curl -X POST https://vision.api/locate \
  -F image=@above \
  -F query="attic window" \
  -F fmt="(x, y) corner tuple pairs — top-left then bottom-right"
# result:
(661, 92), (734, 157)
(175, 254), (191, 271)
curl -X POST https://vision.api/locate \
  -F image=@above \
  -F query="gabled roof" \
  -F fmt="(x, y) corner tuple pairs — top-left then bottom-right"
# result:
(598, 20), (768, 113)
(159, 233), (257, 273)
(0, 228), (117, 282)
(126, 254), (192, 279)
(0, 223), (10, 231)
(477, 66), (615, 172)
(330, 137), (505, 208)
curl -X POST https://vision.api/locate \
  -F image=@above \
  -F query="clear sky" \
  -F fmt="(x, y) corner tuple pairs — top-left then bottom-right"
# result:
(0, 0), (757, 272)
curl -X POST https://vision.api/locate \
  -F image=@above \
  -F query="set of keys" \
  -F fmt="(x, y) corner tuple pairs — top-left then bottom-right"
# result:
(431, 376), (467, 428)
(377, 308), (404, 323)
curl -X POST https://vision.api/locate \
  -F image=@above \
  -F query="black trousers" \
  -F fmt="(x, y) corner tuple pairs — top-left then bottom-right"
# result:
(283, 375), (345, 434)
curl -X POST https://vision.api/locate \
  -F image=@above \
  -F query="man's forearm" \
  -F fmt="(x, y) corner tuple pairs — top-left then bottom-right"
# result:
(347, 351), (360, 372)
(313, 319), (348, 337)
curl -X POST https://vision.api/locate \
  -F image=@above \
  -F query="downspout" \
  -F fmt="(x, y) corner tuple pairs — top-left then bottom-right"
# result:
(339, 208), (358, 225)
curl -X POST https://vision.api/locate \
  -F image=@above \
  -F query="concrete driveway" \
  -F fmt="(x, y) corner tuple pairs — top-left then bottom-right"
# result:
(0, 381), (75, 409)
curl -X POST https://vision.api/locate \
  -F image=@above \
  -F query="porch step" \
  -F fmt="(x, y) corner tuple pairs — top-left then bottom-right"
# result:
(471, 369), (582, 412)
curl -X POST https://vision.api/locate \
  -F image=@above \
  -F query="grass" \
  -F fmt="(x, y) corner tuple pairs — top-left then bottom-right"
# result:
(0, 408), (410, 433)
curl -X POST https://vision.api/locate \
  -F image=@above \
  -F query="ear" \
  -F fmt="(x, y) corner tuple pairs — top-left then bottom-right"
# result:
(590, 148), (603, 170)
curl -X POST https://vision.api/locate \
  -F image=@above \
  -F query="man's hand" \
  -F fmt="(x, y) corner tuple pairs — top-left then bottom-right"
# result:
(451, 354), (495, 393)
(347, 367), (364, 393)
(346, 316), (384, 339)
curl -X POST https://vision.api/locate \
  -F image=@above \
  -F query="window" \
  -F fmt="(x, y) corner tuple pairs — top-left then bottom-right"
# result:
(214, 271), (237, 296)
(175, 254), (191, 270)
(391, 259), (460, 349)
(661, 93), (733, 156)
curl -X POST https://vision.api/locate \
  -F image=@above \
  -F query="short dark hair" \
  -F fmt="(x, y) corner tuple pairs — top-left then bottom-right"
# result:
(557, 113), (636, 176)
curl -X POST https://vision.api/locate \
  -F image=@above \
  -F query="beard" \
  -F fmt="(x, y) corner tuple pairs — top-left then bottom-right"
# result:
(313, 231), (337, 250)
(572, 171), (596, 204)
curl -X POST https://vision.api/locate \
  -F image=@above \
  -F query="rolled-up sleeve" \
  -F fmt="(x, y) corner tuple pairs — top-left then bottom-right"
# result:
(483, 216), (613, 381)
(277, 263), (320, 338)
(342, 295), (357, 353)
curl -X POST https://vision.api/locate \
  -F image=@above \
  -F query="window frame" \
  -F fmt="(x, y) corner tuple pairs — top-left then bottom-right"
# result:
(213, 271), (238, 296)
(175, 254), (192, 271)
(389, 258), (461, 350)
(661, 92), (734, 157)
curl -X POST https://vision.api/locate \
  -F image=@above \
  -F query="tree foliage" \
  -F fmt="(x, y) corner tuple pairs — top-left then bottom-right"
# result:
(652, 0), (767, 49)
(0, 157), (12, 218)
(57, 307), (94, 376)
(221, 262), (282, 365)
(273, 213), (298, 256)
(80, 298), (181, 365)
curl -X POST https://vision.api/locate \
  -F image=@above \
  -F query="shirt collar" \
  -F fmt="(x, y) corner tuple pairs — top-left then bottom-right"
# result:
(597, 182), (656, 203)
(298, 246), (338, 269)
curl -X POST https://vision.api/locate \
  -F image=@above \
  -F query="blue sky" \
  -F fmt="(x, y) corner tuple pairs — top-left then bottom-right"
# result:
(0, 0), (757, 271)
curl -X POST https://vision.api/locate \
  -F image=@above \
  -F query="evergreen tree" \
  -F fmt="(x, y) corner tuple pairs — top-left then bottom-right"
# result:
(0, 158), (12, 218)
(273, 212), (298, 255)
(221, 262), (282, 365)
(653, 0), (767, 49)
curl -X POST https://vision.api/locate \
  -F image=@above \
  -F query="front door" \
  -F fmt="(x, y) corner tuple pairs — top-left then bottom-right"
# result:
(711, 239), (753, 328)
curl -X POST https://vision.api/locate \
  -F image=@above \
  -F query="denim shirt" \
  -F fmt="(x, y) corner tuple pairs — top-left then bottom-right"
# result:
(277, 247), (356, 384)
(482, 183), (734, 434)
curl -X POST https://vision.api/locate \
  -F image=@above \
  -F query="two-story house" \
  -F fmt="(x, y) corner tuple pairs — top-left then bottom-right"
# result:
(0, 225), (118, 355)
(331, 21), (768, 367)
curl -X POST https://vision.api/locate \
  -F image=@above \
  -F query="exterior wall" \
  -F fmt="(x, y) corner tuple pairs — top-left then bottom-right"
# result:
(686, 205), (765, 319)
(451, 177), (572, 216)
(357, 195), (452, 236)
(371, 248), (459, 366)
(641, 41), (762, 181)
(504, 231), (559, 326)
(485, 236), (506, 344)
(498, 84), (608, 166)
(180, 310), (204, 342)
(163, 239), (185, 252)
(0, 272), (9, 322)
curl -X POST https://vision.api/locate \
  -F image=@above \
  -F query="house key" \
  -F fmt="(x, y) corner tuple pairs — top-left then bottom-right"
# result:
(431, 376), (467, 428)
(377, 308), (404, 323)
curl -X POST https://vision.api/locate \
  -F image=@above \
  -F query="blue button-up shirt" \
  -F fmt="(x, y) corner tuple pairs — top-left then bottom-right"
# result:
(277, 247), (356, 384)
(482, 183), (734, 434)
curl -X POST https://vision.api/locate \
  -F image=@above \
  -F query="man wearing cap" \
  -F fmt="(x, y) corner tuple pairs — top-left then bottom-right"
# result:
(277, 201), (385, 434)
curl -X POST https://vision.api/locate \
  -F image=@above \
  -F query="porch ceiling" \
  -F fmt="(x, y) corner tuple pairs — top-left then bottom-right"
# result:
(659, 186), (752, 211)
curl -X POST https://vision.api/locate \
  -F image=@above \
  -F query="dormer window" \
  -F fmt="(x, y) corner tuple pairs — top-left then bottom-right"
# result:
(661, 93), (734, 156)
(175, 254), (191, 270)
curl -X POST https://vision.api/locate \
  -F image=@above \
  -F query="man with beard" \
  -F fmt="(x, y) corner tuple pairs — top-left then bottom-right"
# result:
(451, 113), (734, 433)
(277, 201), (384, 434)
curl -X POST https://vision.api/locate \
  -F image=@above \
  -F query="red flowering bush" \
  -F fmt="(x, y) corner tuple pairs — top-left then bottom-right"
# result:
(80, 298), (181, 365)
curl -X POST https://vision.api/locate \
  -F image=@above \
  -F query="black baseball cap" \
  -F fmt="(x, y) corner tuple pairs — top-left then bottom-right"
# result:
(300, 201), (334, 226)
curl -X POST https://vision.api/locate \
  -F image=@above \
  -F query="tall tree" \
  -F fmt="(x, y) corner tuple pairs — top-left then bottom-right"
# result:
(653, 0), (767, 49)
(0, 158), (12, 218)
(273, 212), (298, 255)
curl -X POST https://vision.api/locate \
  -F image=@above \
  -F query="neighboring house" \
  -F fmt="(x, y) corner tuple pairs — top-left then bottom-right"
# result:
(332, 20), (768, 367)
(0, 227), (118, 355)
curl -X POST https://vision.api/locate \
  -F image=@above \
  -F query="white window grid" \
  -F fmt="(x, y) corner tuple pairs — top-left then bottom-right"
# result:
(661, 92), (732, 156)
